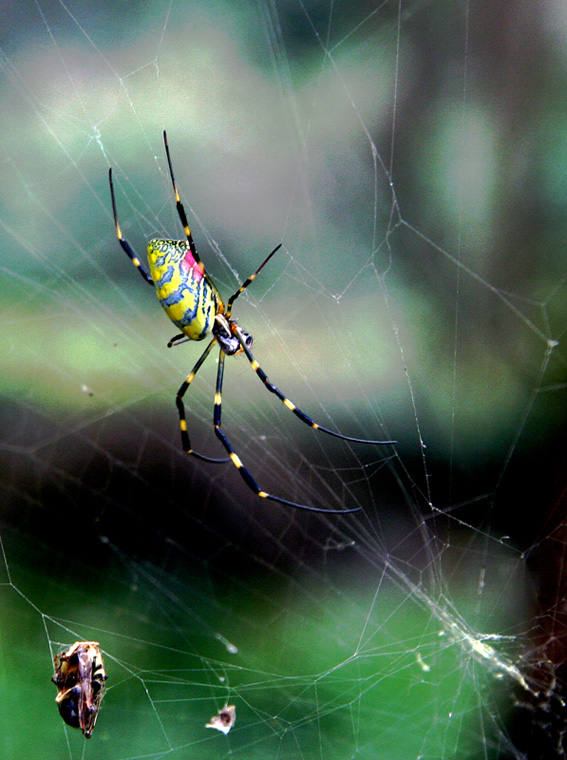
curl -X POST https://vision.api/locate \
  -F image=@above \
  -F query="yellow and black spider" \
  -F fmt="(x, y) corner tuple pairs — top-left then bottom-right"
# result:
(109, 131), (395, 513)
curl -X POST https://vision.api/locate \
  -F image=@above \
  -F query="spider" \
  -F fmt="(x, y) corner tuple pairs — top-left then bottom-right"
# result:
(109, 131), (395, 513)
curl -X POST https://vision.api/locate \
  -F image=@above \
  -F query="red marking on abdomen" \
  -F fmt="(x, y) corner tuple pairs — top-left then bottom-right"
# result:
(181, 249), (205, 281)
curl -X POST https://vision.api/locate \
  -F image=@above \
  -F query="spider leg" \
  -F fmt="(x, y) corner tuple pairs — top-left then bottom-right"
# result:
(163, 131), (202, 266)
(163, 131), (225, 310)
(233, 325), (396, 446)
(226, 243), (282, 316)
(213, 350), (361, 513)
(176, 338), (230, 464)
(108, 169), (154, 286)
(168, 333), (192, 348)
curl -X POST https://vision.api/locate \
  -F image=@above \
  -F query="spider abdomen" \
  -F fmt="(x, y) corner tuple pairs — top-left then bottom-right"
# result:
(148, 238), (216, 340)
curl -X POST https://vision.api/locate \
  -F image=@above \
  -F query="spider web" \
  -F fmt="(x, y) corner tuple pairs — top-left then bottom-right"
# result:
(1, 1), (566, 758)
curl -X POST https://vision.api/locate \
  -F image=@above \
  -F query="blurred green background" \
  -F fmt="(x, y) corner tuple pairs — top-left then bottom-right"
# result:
(1, 1), (566, 758)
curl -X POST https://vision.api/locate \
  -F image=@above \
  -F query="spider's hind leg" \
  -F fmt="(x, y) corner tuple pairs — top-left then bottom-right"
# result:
(108, 168), (154, 286)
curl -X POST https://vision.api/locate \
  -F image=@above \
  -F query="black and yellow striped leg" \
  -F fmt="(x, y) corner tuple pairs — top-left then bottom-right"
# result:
(232, 326), (396, 446)
(109, 169), (154, 286)
(163, 131), (225, 309)
(212, 349), (361, 513)
(226, 244), (282, 315)
(163, 131), (201, 265)
(176, 338), (230, 464)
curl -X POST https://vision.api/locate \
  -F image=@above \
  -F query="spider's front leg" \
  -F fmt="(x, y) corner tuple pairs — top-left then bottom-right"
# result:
(175, 338), (230, 464)
(212, 347), (362, 514)
(231, 325), (396, 446)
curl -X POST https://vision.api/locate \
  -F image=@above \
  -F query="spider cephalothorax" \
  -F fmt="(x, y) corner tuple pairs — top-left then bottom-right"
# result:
(212, 314), (252, 356)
